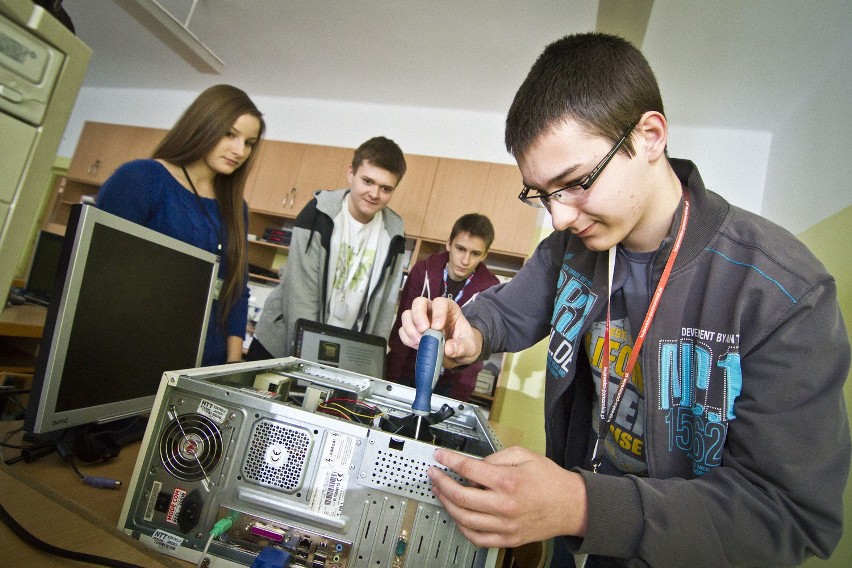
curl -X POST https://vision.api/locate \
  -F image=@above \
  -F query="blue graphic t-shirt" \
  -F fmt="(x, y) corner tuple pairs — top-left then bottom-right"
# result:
(584, 247), (655, 476)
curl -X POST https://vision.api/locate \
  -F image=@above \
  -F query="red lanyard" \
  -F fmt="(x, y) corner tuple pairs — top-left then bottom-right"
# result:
(591, 190), (691, 473)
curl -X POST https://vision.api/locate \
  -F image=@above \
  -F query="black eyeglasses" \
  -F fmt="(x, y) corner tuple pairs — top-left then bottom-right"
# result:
(518, 120), (639, 209)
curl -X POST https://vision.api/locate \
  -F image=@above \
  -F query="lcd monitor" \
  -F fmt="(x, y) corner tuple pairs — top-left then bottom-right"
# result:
(24, 204), (220, 436)
(20, 230), (64, 305)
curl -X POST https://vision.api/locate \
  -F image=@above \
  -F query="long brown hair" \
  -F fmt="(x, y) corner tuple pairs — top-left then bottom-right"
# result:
(153, 84), (265, 327)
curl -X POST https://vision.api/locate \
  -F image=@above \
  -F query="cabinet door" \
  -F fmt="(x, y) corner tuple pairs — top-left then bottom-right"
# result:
(389, 154), (438, 236)
(291, 144), (352, 213)
(66, 122), (135, 184)
(419, 158), (490, 241)
(128, 126), (166, 161)
(246, 141), (306, 215)
(479, 164), (539, 255)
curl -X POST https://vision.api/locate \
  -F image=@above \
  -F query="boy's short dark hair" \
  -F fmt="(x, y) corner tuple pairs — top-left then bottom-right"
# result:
(450, 213), (495, 251)
(352, 136), (407, 182)
(505, 32), (664, 159)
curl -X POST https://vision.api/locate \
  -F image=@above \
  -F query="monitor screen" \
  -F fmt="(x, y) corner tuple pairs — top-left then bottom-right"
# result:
(293, 318), (387, 379)
(23, 230), (64, 302)
(24, 204), (220, 435)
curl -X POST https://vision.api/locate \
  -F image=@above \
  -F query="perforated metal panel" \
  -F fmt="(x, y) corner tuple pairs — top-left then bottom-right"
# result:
(359, 441), (467, 503)
(242, 418), (313, 492)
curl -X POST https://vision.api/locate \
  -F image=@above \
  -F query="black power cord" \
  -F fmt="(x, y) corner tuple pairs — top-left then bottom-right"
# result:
(0, 501), (146, 568)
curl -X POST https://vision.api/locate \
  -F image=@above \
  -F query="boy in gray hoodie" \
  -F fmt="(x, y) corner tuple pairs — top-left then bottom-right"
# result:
(249, 137), (407, 359)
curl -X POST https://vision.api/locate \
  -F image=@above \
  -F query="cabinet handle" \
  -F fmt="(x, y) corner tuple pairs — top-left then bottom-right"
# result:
(87, 159), (101, 176)
(288, 187), (297, 209)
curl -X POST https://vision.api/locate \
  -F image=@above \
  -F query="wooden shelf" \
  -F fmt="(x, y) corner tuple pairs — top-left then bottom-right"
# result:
(249, 239), (289, 252)
(469, 391), (494, 404)
(248, 271), (280, 284)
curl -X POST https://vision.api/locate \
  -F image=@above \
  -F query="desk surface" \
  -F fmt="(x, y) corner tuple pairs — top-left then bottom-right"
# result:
(0, 421), (185, 567)
(0, 304), (47, 373)
(0, 303), (47, 339)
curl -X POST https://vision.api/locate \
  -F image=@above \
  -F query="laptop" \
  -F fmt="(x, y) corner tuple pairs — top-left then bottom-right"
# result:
(20, 230), (65, 306)
(293, 318), (387, 379)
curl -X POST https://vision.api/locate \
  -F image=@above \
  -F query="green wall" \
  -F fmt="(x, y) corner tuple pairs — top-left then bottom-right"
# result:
(490, 224), (551, 454)
(799, 205), (852, 567)
(495, 206), (852, 564)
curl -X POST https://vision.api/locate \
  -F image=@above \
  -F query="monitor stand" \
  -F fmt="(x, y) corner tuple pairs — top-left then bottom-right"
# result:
(20, 416), (148, 463)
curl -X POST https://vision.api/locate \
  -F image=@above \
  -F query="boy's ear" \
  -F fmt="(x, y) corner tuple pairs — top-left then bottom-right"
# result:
(637, 111), (668, 162)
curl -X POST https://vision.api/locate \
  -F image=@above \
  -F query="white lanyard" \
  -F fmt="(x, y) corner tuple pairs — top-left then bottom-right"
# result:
(442, 267), (473, 303)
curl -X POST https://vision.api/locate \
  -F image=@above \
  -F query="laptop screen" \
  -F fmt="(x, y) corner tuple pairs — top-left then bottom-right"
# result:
(294, 318), (387, 379)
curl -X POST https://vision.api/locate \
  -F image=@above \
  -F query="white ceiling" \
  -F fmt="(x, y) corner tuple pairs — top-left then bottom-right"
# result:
(60, 0), (852, 137)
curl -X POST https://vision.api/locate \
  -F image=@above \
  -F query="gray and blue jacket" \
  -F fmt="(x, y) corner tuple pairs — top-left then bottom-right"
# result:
(464, 159), (850, 567)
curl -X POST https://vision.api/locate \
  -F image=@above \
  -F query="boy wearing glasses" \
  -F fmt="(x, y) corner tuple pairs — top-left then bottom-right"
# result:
(398, 33), (850, 566)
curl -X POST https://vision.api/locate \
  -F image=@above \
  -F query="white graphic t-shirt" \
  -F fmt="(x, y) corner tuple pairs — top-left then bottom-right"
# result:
(326, 198), (384, 329)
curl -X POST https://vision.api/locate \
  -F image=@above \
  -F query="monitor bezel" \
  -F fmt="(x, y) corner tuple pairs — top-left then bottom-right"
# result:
(23, 204), (220, 435)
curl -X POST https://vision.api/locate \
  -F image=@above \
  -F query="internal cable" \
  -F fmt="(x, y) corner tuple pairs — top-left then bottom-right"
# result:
(316, 397), (383, 424)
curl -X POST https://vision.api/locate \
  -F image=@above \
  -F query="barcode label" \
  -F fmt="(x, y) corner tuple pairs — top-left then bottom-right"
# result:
(308, 431), (356, 517)
(324, 471), (343, 506)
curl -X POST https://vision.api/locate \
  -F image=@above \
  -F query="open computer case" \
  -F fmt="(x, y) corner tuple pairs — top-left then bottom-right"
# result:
(119, 357), (503, 568)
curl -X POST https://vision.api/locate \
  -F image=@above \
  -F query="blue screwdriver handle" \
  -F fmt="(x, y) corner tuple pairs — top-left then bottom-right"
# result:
(412, 329), (444, 416)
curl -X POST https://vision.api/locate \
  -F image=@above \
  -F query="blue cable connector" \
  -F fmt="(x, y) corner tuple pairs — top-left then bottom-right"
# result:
(250, 546), (292, 568)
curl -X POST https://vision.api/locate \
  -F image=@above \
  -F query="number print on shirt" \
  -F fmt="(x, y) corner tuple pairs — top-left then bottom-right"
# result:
(660, 338), (743, 476)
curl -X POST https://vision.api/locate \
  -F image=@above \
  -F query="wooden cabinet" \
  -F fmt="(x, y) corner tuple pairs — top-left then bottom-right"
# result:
(41, 178), (95, 234)
(387, 154), (439, 236)
(246, 155), (536, 282)
(128, 125), (166, 162)
(480, 163), (538, 255)
(248, 142), (351, 218)
(45, 122), (166, 234)
(66, 121), (132, 184)
(53, 121), (538, 285)
(420, 158), (537, 256)
(420, 158), (491, 243)
(246, 141), (306, 214)
(66, 122), (165, 185)
(295, 144), (352, 210)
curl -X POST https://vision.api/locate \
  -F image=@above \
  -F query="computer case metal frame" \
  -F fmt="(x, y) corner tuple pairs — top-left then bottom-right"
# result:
(119, 358), (502, 568)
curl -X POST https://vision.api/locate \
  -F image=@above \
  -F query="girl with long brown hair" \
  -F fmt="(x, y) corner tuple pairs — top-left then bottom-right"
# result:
(97, 84), (265, 365)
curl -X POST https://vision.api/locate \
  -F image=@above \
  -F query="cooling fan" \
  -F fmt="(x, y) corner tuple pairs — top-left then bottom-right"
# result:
(158, 412), (224, 481)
